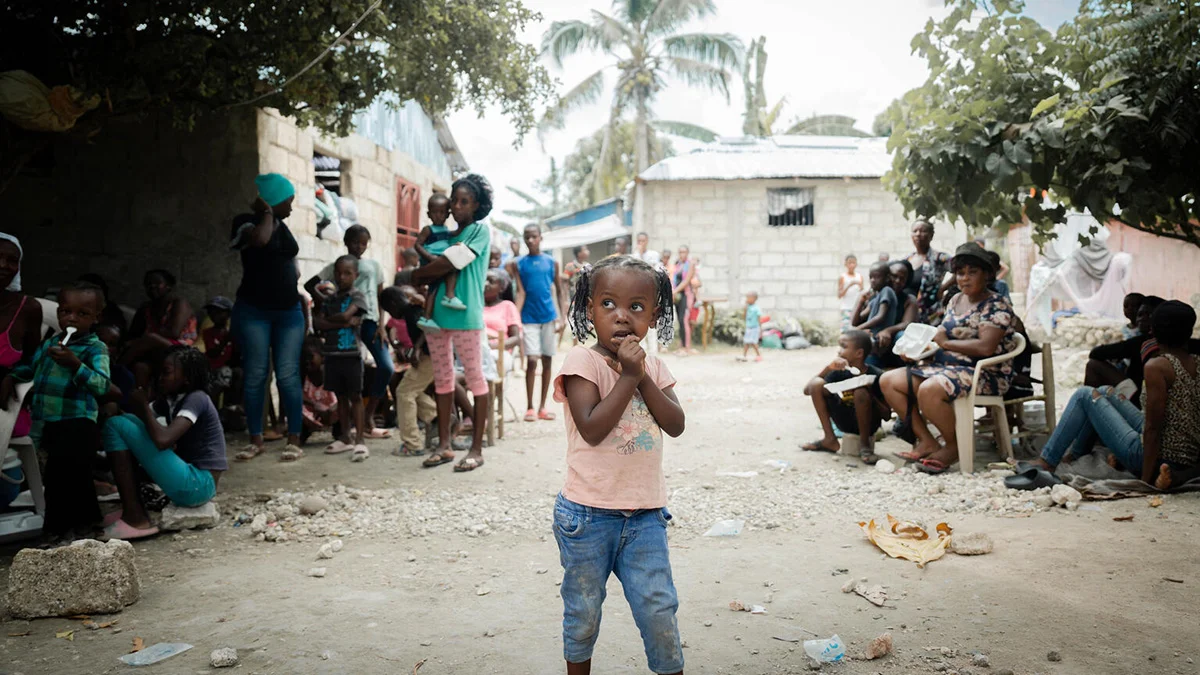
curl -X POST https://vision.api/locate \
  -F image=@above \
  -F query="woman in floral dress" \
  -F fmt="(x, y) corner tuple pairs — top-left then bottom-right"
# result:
(880, 242), (1018, 473)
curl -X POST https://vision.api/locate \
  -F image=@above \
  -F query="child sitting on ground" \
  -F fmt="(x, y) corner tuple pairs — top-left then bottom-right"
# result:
(739, 290), (763, 362)
(300, 336), (338, 445)
(414, 193), (462, 331)
(1, 281), (111, 539)
(852, 262), (899, 336)
(312, 256), (369, 461)
(554, 256), (686, 675)
(801, 329), (888, 464)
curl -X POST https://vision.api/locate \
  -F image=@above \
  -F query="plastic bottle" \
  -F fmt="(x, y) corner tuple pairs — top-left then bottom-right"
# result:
(803, 634), (845, 663)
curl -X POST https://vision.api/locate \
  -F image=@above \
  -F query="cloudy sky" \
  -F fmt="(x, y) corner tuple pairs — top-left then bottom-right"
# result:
(446, 0), (1078, 218)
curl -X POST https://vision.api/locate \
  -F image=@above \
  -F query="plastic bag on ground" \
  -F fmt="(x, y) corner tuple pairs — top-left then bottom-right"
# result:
(803, 634), (845, 662)
(119, 642), (193, 666)
(703, 519), (744, 537)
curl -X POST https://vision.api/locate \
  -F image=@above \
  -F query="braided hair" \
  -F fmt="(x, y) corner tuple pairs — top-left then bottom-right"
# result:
(163, 345), (210, 396)
(567, 255), (675, 345)
(451, 173), (494, 222)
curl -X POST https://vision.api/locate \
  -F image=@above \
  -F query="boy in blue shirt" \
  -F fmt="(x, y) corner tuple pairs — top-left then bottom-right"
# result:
(852, 262), (899, 335)
(509, 224), (565, 421)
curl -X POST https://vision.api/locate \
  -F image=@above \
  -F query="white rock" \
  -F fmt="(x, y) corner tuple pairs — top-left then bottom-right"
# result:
(875, 459), (896, 474)
(329, 539), (344, 553)
(249, 514), (268, 534)
(1033, 494), (1055, 508)
(159, 501), (220, 531)
(951, 532), (994, 555)
(5, 539), (140, 618)
(210, 647), (239, 668)
(298, 495), (328, 515)
(1051, 484), (1083, 505)
(307, 567), (327, 578)
(317, 543), (335, 559)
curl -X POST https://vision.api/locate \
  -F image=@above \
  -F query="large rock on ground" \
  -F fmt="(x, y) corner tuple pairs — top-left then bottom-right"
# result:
(5, 539), (140, 618)
(159, 501), (220, 531)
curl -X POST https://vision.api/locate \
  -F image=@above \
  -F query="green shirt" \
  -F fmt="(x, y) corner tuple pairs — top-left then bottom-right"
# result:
(432, 222), (490, 331)
(11, 331), (112, 444)
(320, 256), (383, 321)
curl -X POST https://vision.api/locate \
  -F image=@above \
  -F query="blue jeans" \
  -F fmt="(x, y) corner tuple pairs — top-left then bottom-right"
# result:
(103, 414), (216, 507)
(553, 494), (683, 673)
(232, 301), (305, 436)
(360, 319), (394, 398)
(1040, 386), (1143, 468)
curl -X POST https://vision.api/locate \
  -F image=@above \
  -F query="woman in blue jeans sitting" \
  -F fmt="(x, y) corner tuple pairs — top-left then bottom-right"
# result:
(230, 173), (306, 461)
(103, 347), (227, 540)
(1034, 301), (1200, 489)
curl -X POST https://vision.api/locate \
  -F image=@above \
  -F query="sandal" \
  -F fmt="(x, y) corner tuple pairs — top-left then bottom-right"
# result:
(915, 458), (951, 475)
(235, 444), (266, 461)
(324, 440), (353, 455)
(860, 451), (881, 465)
(537, 409), (556, 421)
(524, 409), (536, 422)
(454, 457), (484, 472)
(365, 428), (392, 439)
(801, 440), (838, 453)
(262, 429), (284, 442)
(895, 450), (925, 462)
(393, 443), (426, 457)
(350, 445), (370, 462)
(103, 519), (159, 541)
(280, 445), (305, 462)
(422, 451), (455, 468)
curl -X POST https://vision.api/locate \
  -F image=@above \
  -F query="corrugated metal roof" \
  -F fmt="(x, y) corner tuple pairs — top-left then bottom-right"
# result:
(639, 135), (892, 182)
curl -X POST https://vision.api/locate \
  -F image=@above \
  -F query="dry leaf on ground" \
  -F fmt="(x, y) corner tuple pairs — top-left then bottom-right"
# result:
(1114, 515), (1134, 522)
(1149, 496), (1163, 508)
(8, 631), (30, 637)
(130, 636), (145, 653)
(55, 630), (74, 641)
(858, 515), (952, 567)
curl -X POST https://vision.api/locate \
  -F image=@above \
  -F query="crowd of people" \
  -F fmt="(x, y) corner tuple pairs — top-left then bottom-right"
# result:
(803, 218), (1199, 488)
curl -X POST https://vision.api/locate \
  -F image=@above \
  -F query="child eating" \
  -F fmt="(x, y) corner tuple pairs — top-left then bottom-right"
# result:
(414, 193), (461, 331)
(311, 255), (369, 462)
(2, 281), (112, 539)
(553, 256), (686, 675)
(802, 330), (888, 464)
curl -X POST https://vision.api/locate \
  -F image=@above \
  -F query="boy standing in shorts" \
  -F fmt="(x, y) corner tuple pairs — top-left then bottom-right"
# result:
(509, 224), (565, 422)
(312, 256), (370, 461)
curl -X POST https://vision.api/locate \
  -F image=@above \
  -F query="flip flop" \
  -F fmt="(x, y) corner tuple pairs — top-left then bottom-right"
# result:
(895, 450), (924, 462)
(324, 440), (353, 455)
(102, 509), (123, 527)
(454, 457), (484, 472)
(422, 451), (455, 468)
(235, 444), (265, 461)
(801, 440), (838, 453)
(859, 451), (880, 465)
(103, 519), (159, 541)
(280, 445), (305, 462)
(524, 409), (536, 422)
(350, 445), (370, 462)
(393, 443), (426, 457)
(1004, 467), (1063, 491)
(537, 409), (556, 421)
(915, 458), (951, 475)
(365, 428), (392, 439)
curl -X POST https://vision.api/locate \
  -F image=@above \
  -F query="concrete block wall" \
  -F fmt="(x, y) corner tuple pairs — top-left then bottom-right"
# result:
(640, 178), (965, 323)
(8, 109), (260, 311)
(262, 110), (453, 284)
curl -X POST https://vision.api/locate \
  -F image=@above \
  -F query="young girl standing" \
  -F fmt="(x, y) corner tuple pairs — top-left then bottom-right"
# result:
(838, 254), (863, 331)
(553, 256), (686, 675)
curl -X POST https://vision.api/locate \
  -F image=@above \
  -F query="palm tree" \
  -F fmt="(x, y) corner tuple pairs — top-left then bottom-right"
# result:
(540, 0), (742, 195)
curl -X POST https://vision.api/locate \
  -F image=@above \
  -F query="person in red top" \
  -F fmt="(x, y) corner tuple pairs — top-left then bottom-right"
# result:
(199, 296), (240, 407)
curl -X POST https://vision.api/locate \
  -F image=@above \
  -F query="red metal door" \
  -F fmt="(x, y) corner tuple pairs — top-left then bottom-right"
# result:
(396, 178), (421, 271)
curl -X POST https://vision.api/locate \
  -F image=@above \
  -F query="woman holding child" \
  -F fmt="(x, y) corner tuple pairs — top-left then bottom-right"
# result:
(880, 242), (1018, 474)
(413, 174), (494, 472)
(229, 173), (306, 462)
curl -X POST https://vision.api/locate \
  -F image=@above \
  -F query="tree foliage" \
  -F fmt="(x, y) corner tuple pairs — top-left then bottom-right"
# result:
(883, 0), (1200, 247)
(561, 121), (674, 208)
(1, 0), (553, 185)
(540, 0), (741, 192)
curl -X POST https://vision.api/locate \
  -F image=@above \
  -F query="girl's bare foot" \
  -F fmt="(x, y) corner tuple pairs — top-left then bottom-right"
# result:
(1154, 464), (1172, 491)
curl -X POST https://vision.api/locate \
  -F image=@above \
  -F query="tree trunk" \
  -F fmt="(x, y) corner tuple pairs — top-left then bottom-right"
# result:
(634, 94), (650, 174)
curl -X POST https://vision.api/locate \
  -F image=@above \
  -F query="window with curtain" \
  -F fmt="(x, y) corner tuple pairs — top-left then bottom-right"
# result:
(767, 188), (815, 226)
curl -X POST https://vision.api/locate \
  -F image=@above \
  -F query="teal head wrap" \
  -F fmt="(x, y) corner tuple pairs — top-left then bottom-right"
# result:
(255, 173), (295, 206)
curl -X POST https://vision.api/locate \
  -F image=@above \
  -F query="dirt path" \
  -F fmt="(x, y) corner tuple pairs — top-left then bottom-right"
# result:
(3, 347), (1199, 674)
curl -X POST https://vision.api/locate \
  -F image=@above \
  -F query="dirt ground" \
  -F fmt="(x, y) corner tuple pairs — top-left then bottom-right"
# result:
(2, 346), (1199, 675)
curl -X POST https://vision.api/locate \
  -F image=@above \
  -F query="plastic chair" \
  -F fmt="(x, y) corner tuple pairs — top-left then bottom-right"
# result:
(486, 341), (523, 446)
(1003, 341), (1058, 439)
(953, 332), (1026, 474)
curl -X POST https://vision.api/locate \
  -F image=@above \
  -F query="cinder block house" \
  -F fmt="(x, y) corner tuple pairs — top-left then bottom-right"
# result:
(636, 135), (964, 323)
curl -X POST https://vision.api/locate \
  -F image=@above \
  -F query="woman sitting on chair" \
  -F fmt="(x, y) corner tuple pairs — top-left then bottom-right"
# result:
(878, 242), (1019, 474)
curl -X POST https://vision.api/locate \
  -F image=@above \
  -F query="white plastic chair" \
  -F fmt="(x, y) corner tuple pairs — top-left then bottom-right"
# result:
(954, 332), (1026, 474)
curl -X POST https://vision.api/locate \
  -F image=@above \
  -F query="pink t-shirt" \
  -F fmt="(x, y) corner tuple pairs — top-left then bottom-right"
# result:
(483, 300), (521, 339)
(552, 346), (677, 510)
